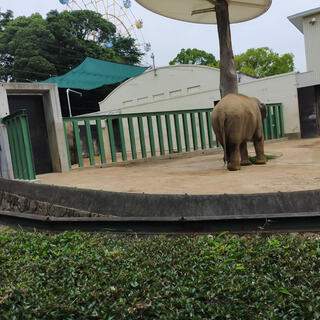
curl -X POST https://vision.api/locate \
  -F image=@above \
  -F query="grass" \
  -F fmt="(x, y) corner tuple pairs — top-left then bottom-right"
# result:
(249, 154), (278, 164)
(0, 230), (319, 319)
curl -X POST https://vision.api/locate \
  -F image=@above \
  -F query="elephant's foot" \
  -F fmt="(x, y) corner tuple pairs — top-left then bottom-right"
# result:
(255, 156), (267, 165)
(227, 162), (241, 171)
(240, 159), (252, 166)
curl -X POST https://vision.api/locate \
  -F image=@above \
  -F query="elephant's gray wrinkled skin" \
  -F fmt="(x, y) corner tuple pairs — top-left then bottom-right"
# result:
(211, 93), (267, 171)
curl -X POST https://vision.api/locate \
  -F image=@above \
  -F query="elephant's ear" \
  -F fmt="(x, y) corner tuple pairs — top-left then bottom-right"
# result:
(259, 103), (267, 119)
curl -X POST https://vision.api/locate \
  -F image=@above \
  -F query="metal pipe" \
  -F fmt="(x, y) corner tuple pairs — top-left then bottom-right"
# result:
(66, 88), (82, 117)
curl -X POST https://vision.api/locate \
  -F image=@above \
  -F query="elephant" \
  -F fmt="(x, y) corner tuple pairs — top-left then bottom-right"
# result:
(211, 93), (267, 171)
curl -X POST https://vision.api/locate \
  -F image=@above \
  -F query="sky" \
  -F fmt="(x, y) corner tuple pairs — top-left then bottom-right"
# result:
(0, 0), (319, 72)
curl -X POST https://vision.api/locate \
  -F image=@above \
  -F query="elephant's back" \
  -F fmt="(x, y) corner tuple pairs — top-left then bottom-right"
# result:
(214, 94), (259, 141)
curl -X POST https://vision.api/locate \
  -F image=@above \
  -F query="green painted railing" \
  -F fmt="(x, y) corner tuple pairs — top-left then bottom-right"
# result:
(63, 108), (215, 168)
(63, 104), (284, 168)
(1, 110), (35, 180)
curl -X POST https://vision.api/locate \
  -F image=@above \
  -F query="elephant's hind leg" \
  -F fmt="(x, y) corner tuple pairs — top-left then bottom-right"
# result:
(240, 142), (251, 166)
(227, 143), (241, 171)
(253, 138), (266, 164)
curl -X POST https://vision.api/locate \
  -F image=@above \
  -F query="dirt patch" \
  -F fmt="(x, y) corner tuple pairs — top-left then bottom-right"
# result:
(38, 138), (320, 195)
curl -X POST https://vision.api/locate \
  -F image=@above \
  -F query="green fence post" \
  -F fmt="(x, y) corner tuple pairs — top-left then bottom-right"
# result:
(206, 111), (214, 148)
(156, 115), (165, 156)
(73, 120), (84, 167)
(16, 116), (29, 179)
(20, 115), (35, 180)
(127, 116), (137, 160)
(3, 110), (36, 180)
(107, 118), (117, 162)
(11, 118), (23, 178)
(273, 105), (280, 139)
(165, 114), (174, 154)
(96, 119), (106, 164)
(174, 113), (182, 153)
(147, 115), (156, 156)
(138, 116), (147, 158)
(182, 113), (190, 152)
(198, 112), (206, 150)
(118, 117), (127, 161)
(63, 120), (72, 168)
(278, 104), (285, 138)
(268, 106), (274, 140)
(190, 112), (198, 151)
(6, 122), (19, 178)
(263, 118), (269, 140)
(85, 120), (95, 166)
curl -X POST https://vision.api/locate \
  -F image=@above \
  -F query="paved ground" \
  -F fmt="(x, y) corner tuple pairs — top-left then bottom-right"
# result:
(38, 137), (320, 195)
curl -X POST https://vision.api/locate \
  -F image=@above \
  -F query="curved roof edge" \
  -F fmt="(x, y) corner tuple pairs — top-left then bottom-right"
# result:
(99, 64), (220, 106)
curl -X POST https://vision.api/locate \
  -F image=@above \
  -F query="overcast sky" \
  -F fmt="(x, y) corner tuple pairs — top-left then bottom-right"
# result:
(1, 0), (319, 72)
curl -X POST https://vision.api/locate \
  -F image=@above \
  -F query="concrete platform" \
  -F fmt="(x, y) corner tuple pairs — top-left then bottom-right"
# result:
(38, 138), (320, 195)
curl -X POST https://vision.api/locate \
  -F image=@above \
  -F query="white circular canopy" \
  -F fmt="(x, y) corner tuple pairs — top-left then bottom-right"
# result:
(135, 0), (272, 24)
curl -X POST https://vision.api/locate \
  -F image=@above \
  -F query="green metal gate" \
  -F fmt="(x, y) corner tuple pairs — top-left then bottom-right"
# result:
(263, 103), (285, 140)
(1, 110), (36, 180)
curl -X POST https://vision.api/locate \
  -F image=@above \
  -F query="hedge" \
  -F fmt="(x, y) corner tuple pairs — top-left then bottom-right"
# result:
(0, 230), (319, 319)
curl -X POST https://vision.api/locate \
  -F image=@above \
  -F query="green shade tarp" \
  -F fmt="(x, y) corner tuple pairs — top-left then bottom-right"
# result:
(40, 57), (148, 90)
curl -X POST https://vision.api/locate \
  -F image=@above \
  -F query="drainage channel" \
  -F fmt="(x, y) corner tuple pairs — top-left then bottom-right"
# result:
(1, 211), (320, 234)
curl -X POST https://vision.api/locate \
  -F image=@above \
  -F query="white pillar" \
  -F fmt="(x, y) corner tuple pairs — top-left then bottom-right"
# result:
(0, 123), (14, 179)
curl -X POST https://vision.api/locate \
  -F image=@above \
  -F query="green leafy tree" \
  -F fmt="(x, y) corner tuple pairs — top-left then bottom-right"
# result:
(169, 48), (219, 67)
(169, 47), (294, 79)
(0, 10), (14, 81)
(1, 13), (56, 82)
(0, 9), (143, 82)
(234, 47), (294, 78)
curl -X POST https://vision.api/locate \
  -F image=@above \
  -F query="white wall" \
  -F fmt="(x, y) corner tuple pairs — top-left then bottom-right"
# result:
(297, 71), (320, 88)
(99, 65), (221, 114)
(303, 11), (320, 74)
(239, 73), (301, 136)
(97, 65), (301, 137)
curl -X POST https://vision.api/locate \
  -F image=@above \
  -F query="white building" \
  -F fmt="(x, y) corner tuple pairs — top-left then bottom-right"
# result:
(97, 65), (300, 139)
(288, 7), (320, 138)
(94, 6), (320, 140)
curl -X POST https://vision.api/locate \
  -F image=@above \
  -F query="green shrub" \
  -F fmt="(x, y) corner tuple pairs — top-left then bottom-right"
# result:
(0, 230), (319, 319)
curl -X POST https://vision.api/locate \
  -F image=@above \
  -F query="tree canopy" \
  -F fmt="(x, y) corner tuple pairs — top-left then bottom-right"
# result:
(169, 48), (219, 67)
(0, 9), (143, 82)
(169, 47), (294, 78)
(234, 47), (294, 78)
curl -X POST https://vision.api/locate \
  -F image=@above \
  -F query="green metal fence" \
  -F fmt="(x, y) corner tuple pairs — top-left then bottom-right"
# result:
(1, 110), (35, 180)
(63, 104), (284, 169)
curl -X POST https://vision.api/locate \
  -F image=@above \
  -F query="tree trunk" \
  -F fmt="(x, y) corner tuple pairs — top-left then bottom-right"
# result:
(216, 0), (238, 98)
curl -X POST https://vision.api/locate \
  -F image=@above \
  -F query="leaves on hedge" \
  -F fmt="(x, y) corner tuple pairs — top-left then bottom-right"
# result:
(0, 231), (319, 319)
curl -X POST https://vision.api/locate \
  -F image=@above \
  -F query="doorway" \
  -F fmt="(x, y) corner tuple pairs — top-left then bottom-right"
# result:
(297, 86), (319, 138)
(7, 95), (53, 174)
